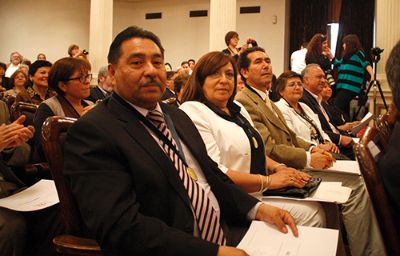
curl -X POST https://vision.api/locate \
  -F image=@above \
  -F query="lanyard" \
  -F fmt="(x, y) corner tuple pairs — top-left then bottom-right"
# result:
(112, 93), (188, 166)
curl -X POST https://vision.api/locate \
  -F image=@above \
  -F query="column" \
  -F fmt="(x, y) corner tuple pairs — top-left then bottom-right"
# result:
(209, 0), (236, 51)
(89, 0), (113, 83)
(368, 0), (400, 113)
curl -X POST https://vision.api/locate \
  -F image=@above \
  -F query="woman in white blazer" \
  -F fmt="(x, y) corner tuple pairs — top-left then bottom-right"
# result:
(274, 71), (339, 153)
(180, 51), (325, 227)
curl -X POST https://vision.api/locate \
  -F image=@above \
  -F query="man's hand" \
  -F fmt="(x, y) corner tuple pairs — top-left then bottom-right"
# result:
(0, 115), (34, 151)
(255, 203), (298, 237)
(339, 135), (354, 147)
(270, 168), (311, 189)
(217, 246), (248, 256)
(318, 142), (340, 153)
(310, 151), (335, 169)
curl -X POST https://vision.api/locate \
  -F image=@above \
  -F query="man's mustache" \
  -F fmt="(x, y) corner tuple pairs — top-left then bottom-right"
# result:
(140, 78), (164, 88)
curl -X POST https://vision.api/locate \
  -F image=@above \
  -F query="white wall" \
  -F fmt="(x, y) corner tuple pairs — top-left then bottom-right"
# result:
(0, 0), (288, 74)
(114, 0), (211, 70)
(0, 0), (90, 64)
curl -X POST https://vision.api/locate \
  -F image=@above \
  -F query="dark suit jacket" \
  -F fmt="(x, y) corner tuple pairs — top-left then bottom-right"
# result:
(235, 86), (313, 169)
(300, 89), (341, 144)
(378, 121), (400, 231)
(87, 86), (107, 102)
(64, 95), (258, 256)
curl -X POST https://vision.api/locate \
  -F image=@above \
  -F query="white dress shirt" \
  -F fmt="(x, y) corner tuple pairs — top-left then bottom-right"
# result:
(275, 98), (331, 144)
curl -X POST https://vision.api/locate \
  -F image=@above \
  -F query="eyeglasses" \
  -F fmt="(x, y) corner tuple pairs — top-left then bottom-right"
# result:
(64, 73), (93, 83)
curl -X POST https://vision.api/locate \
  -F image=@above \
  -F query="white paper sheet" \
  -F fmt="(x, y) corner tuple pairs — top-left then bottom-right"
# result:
(306, 160), (361, 175)
(0, 179), (59, 211)
(237, 221), (338, 256)
(351, 112), (373, 134)
(263, 181), (351, 204)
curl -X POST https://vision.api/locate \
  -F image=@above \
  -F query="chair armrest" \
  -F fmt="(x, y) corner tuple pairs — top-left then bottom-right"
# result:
(53, 234), (102, 256)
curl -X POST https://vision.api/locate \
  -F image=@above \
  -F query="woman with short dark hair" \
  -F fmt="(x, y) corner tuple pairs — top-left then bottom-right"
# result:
(222, 31), (257, 62)
(32, 57), (94, 162)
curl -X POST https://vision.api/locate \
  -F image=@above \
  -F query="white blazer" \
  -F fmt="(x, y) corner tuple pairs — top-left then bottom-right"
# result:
(275, 98), (331, 144)
(180, 101), (256, 174)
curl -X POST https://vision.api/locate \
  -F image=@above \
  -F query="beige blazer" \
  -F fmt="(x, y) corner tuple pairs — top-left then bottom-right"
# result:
(235, 86), (313, 169)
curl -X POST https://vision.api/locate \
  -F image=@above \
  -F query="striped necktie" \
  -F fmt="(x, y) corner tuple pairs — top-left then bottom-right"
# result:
(147, 110), (226, 245)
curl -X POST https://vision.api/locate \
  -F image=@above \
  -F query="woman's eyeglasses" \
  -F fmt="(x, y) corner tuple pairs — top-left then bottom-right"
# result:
(64, 73), (93, 83)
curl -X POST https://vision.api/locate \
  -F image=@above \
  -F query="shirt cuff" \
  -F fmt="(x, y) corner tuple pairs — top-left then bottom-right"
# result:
(306, 151), (311, 168)
(247, 201), (263, 220)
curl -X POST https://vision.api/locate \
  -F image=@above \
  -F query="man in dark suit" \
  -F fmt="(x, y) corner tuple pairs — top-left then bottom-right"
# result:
(87, 66), (113, 102)
(235, 47), (385, 256)
(300, 64), (354, 159)
(63, 26), (297, 256)
(378, 39), (400, 232)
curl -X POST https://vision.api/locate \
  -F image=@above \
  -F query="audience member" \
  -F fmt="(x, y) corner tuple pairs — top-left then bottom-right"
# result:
(33, 57), (94, 163)
(235, 46), (385, 256)
(87, 66), (113, 102)
(222, 31), (257, 63)
(333, 34), (374, 116)
(18, 64), (29, 76)
(4, 70), (30, 100)
(236, 74), (245, 91)
(290, 42), (308, 74)
(16, 60), (53, 104)
(22, 59), (31, 66)
(188, 58), (195, 70)
(180, 60), (191, 74)
(235, 47), (332, 169)
(161, 71), (179, 106)
(274, 71), (338, 153)
(378, 39), (400, 232)
(36, 53), (46, 61)
(64, 26), (298, 256)
(0, 62), (10, 90)
(67, 44), (88, 60)
(173, 69), (190, 101)
(300, 64), (355, 159)
(320, 80), (360, 132)
(5, 52), (23, 78)
(180, 51), (325, 227)
(0, 114), (63, 256)
(164, 62), (173, 72)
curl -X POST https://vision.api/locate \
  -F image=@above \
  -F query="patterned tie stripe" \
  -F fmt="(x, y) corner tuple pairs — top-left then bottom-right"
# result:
(147, 110), (226, 245)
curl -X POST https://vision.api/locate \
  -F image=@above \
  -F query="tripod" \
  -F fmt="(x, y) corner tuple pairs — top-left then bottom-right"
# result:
(355, 48), (388, 119)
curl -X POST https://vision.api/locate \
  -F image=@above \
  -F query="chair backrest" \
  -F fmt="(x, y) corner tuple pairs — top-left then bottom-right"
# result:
(354, 126), (400, 255)
(41, 116), (82, 235)
(10, 101), (38, 124)
(376, 113), (391, 146)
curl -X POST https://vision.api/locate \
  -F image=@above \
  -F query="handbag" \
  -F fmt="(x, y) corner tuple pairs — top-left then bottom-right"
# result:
(263, 177), (322, 198)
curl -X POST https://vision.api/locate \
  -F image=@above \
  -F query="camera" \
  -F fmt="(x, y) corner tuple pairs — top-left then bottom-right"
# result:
(82, 49), (89, 55)
(371, 47), (384, 56)
(371, 47), (384, 63)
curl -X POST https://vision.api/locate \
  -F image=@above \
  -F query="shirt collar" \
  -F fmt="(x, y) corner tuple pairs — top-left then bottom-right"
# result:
(247, 84), (269, 101)
(121, 96), (162, 117)
(305, 88), (322, 104)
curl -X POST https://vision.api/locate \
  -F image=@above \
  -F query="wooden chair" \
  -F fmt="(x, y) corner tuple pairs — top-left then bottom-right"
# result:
(10, 101), (38, 124)
(354, 126), (400, 255)
(41, 116), (102, 255)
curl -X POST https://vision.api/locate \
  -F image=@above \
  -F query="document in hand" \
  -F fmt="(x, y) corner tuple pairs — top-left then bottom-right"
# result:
(0, 179), (59, 211)
(237, 221), (338, 256)
(306, 160), (361, 175)
(351, 112), (373, 135)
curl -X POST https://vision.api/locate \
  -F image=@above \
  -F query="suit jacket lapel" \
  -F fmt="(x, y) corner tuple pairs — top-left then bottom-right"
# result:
(243, 87), (290, 134)
(107, 98), (193, 209)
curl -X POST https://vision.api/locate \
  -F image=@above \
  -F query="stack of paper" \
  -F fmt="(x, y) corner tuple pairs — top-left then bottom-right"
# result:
(0, 179), (59, 211)
(237, 221), (338, 256)
(351, 112), (373, 135)
(306, 160), (361, 175)
(263, 181), (352, 204)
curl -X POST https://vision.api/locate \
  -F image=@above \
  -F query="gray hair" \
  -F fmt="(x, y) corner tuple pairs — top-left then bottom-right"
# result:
(301, 63), (321, 78)
(98, 66), (109, 78)
(386, 40), (400, 110)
